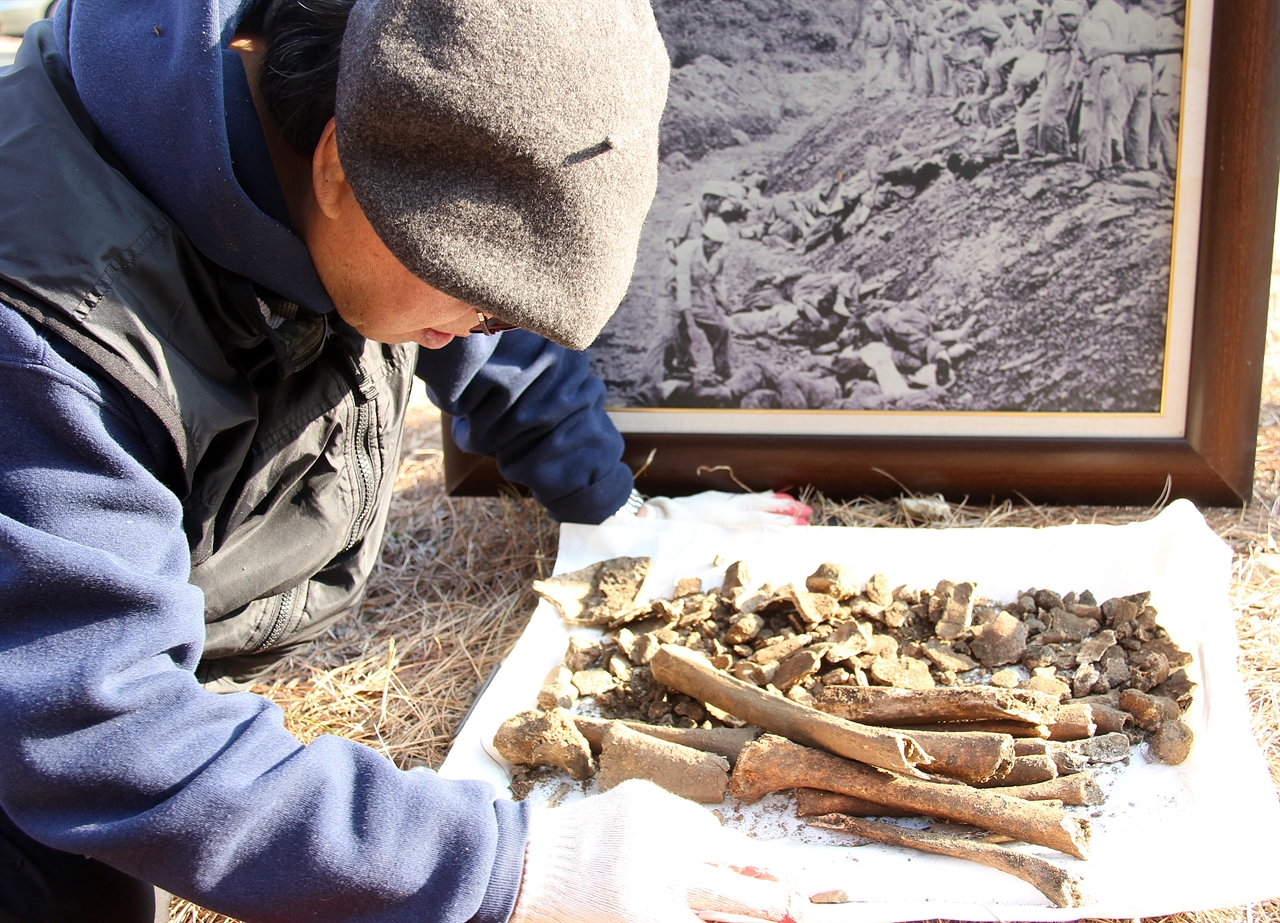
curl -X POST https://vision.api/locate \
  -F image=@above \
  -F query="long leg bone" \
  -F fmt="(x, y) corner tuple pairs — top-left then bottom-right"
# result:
(650, 645), (933, 777)
(730, 735), (1091, 859)
(795, 788), (920, 818)
(813, 685), (1059, 727)
(798, 770), (1104, 813)
(899, 720), (1050, 738)
(807, 814), (1087, 909)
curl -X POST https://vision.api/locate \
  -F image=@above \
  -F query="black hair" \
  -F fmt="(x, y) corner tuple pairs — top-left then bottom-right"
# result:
(260, 0), (358, 157)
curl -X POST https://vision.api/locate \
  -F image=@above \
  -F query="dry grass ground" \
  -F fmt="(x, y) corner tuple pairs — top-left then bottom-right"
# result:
(170, 257), (1280, 923)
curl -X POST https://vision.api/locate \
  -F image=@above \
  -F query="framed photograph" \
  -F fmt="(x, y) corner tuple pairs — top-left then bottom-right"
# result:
(445, 0), (1280, 507)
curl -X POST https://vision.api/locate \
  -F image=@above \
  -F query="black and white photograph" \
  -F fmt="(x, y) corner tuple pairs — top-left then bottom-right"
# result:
(588, 0), (1192, 421)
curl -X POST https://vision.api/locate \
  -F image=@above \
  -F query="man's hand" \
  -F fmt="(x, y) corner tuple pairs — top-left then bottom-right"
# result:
(603, 490), (812, 529)
(510, 780), (807, 923)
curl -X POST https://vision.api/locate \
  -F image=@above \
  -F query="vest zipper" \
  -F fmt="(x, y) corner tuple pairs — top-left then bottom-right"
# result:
(344, 358), (381, 553)
(253, 586), (298, 654)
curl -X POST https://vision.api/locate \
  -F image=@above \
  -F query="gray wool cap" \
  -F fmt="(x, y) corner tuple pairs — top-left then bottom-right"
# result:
(336, 0), (670, 350)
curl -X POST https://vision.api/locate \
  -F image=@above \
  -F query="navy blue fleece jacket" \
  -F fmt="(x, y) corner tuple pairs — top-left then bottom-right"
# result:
(0, 307), (528, 923)
(0, 1), (634, 920)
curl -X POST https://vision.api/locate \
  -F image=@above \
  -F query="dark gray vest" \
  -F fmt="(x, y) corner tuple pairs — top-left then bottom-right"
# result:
(0, 30), (415, 682)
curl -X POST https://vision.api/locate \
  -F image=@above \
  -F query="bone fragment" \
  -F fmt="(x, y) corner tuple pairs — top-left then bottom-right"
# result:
(905, 720), (1050, 738)
(994, 773), (1105, 806)
(801, 770), (1104, 809)
(1048, 747), (1089, 775)
(1014, 739), (1048, 757)
(730, 735), (1091, 858)
(977, 754), (1058, 787)
(928, 822), (1018, 844)
(807, 814), (1087, 909)
(531, 556), (650, 626)
(493, 708), (595, 780)
(572, 715), (760, 766)
(1075, 732), (1132, 764)
(1149, 719), (1194, 764)
(809, 890), (850, 905)
(795, 788), (920, 818)
(901, 729), (1015, 783)
(597, 723), (729, 803)
(1047, 703), (1096, 741)
(1117, 689), (1180, 731)
(537, 666), (579, 710)
(722, 560), (750, 596)
(1084, 702), (1132, 734)
(1017, 736), (1129, 773)
(650, 645), (933, 776)
(812, 685), (1059, 727)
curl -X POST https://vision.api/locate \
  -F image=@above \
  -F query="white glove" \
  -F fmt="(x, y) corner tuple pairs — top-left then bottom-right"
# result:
(510, 780), (807, 923)
(603, 490), (812, 529)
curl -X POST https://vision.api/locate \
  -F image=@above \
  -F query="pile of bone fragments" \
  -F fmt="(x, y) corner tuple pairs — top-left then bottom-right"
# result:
(493, 557), (1197, 908)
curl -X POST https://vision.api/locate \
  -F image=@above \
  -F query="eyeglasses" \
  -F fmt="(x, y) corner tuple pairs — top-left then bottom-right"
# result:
(469, 310), (521, 336)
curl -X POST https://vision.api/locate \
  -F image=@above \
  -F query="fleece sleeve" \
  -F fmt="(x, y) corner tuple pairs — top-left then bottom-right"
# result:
(415, 331), (635, 524)
(0, 303), (529, 923)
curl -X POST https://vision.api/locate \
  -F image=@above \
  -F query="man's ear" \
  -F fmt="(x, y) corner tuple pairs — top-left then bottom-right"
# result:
(312, 118), (347, 219)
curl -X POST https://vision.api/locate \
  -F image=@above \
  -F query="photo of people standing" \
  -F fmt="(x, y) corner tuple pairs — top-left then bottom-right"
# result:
(589, 0), (1186, 415)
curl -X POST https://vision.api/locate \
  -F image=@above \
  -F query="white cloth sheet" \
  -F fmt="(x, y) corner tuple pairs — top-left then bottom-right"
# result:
(440, 500), (1280, 921)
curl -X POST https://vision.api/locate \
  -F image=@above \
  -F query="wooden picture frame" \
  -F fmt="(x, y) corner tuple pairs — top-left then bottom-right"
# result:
(445, 0), (1280, 508)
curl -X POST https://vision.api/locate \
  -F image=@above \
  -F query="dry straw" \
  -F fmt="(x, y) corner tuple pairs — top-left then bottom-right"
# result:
(173, 292), (1280, 923)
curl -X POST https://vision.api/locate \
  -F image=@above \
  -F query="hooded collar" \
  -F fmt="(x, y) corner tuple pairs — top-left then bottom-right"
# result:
(55, 0), (335, 315)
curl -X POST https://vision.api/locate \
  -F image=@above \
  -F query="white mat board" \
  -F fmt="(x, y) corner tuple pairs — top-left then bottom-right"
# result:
(440, 500), (1280, 921)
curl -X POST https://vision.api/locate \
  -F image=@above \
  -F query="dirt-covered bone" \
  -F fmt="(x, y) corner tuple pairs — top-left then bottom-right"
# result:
(970, 612), (1030, 667)
(572, 715), (759, 766)
(650, 645), (934, 777)
(797, 767), (1101, 813)
(1016, 734), (1129, 774)
(807, 814), (1087, 909)
(1149, 720), (1194, 764)
(795, 788), (920, 818)
(984, 772), (1107, 805)
(805, 562), (859, 599)
(1047, 703), (1097, 741)
(1071, 733), (1132, 765)
(812, 685), (1059, 727)
(493, 708), (595, 780)
(907, 720), (1051, 738)
(977, 754), (1058, 787)
(899, 729), (1015, 784)
(531, 556), (651, 625)
(730, 735), (1091, 859)
(1074, 698), (1132, 734)
(1117, 688), (1181, 732)
(597, 723), (730, 803)
(536, 665), (579, 710)
(930, 580), (977, 640)
(721, 560), (751, 596)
